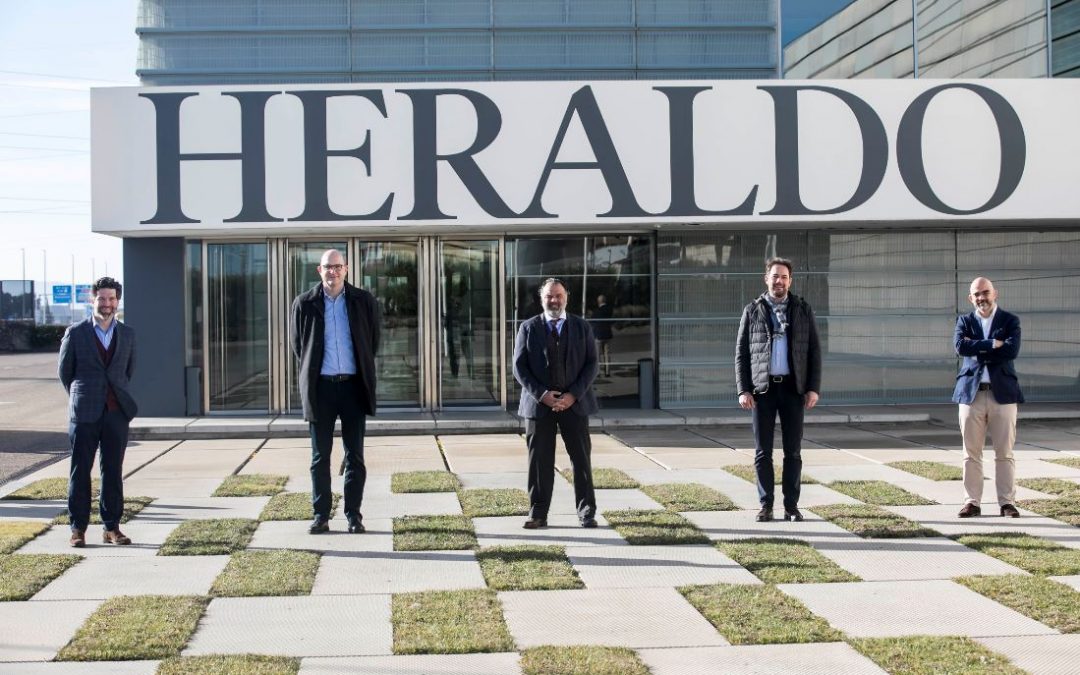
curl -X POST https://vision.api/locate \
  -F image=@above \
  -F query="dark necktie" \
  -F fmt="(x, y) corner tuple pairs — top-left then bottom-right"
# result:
(549, 319), (559, 340)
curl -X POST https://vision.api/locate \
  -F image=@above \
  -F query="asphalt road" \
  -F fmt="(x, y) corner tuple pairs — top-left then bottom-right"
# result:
(0, 350), (69, 485)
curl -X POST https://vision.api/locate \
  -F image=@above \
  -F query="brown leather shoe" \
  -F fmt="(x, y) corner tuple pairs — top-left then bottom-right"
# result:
(102, 529), (132, 545)
(1001, 503), (1020, 518)
(958, 503), (981, 518)
(69, 530), (86, 548)
(522, 518), (548, 529)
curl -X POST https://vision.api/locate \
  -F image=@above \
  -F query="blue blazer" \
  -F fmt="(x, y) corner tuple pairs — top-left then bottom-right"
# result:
(58, 318), (138, 423)
(952, 308), (1024, 405)
(513, 314), (599, 419)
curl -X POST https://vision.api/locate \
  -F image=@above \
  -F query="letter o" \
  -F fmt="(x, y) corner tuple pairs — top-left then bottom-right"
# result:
(897, 84), (1025, 216)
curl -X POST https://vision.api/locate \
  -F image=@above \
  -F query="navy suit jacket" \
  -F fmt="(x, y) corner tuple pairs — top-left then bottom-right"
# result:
(952, 308), (1024, 405)
(58, 318), (138, 423)
(513, 314), (599, 419)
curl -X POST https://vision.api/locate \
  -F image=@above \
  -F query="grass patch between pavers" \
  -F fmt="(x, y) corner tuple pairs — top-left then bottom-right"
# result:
(0, 553), (81, 601)
(826, 480), (936, 506)
(394, 515), (477, 551)
(603, 509), (710, 545)
(259, 492), (339, 521)
(1048, 457), (1080, 470)
(722, 463), (818, 485)
(392, 588), (514, 654)
(2, 477), (99, 500)
(520, 646), (650, 675)
(716, 538), (859, 584)
(392, 471), (461, 493)
(213, 474), (288, 497)
(210, 549), (320, 597)
(679, 583), (841, 645)
(850, 635), (1025, 675)
(57, 595), (208, 661)
(886, 460), (963, 481)
(957, 574), (1080, 633)
(0, 520), (50, 554)
(157, 654), (300, 675)
(1017, 477), (1080, 498)
(810, 504), (940, 539)
(159, 518), (259, 556)
(1018, 496), (1080, 526)
(53, 496), (154, 525)
(476, 545), (583, 591)
(458, 488), (530, 518)
(954, 532), (1080, 576)
(561, 467), (640, 489)
(641, 482), (738, 512)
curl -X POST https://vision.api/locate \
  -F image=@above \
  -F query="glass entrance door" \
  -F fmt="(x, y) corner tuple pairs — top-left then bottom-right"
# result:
(207, 242), (269, 412)
(357, 241), (420, 407)
(439, 240), (501, 406)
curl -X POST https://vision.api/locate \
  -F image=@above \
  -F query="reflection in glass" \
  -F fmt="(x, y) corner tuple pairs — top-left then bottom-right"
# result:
(441, 240), (499, 405)
(208, 242), (268, 411)
(359, 242), (420, 407)
(784, 0), (914, 78)
(185, 241), (203, 370)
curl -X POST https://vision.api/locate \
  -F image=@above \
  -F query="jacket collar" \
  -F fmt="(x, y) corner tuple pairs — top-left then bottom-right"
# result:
(302, 281), (355, 304)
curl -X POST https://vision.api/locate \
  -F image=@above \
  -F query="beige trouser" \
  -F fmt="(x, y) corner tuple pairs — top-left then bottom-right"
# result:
(959, 390), (1017, 506)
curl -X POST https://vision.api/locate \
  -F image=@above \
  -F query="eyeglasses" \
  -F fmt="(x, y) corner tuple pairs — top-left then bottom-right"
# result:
(321, 264), (345, 272)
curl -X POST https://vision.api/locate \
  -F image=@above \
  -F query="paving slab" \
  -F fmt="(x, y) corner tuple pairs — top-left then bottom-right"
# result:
(1048, 574), (1080, 592)
(0, 599), (100, 661)
(779, 580), (1057, 638)
(638, 643), (887, 675)
(609, 429), (723, 450)
(812, 536), (1028, 581)
(804, 428), (927, 449)
(357, 491), (463, 518)
(886, 504), (1080, 549)
(130, 448), (254, 480)
(121, 477), (226, 499)
(457, 472), (531, 490)
(548, 488), (661, 514)
(976, 634), (1080, 675)
(34, 554), (230, 600)
(803, 463), (935, 484)
(794, 484), (864, 507)
(444, 455), (530, 473)
(133, 497), (269, 523)
(1012, 460), (1080, 479)
(587, 453), (667, 472)
(312, 549), (485, 595)
(16, 521), (176, 557)
(566, 544), (761, 588)
(846, 447), (964, 463)
(499, 587), (729, 648)
(171, 438), (265, 451)
(438, 434), (522, 450)
(4, 663), (158, 674)
(642, 451), (750, 470)
(240, 448), (316, 477)
(299, 653), (523, 675)
(684, 510), (862, 544)
(474, 514), (629, 548)
(249, 519), (394, 554)
(0, 499), (67, 522)
(365, 455), (448, 474)
(184, 595), (392, 657)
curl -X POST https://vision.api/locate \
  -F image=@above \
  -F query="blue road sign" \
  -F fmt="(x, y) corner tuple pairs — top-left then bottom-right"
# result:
(52, 285), (72, 304)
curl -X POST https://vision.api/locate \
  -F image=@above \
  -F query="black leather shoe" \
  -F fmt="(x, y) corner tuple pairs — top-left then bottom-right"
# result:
(958, 503), (981, 518)
(523, 518), (548, 529)
(308, 516), (330, 534)
(756, 507), (774, 522)
(347, 520), (366, 534)
(581, 517), (598, 528)
(1001, 503), (1020, 518)
(784, 508), (804, 522)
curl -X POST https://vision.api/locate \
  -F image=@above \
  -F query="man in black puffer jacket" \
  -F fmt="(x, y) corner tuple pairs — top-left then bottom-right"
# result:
(736, 257), (822, 524)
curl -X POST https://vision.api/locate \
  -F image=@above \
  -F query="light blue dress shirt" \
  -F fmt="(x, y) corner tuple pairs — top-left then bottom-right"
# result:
(93, 319), (116, 350)
(321, 291), (357, 376)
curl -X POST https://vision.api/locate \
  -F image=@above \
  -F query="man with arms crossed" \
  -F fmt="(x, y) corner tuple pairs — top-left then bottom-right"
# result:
(736, 258), (821, 523)
(59, 277), (138, 548)
(514, 278), (600, 529)
(954, 277), (1023, 518)
(292, 249), (380, 534)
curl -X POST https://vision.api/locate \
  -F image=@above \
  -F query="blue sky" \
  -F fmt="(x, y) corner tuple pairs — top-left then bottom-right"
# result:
(0, 1), (138, 291)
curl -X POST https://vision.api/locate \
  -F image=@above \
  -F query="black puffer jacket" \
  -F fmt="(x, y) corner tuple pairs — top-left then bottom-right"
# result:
(735, 293), (822, 396)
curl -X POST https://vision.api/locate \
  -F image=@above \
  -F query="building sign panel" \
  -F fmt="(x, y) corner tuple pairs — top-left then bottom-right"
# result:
(91, 80), (1080, 234)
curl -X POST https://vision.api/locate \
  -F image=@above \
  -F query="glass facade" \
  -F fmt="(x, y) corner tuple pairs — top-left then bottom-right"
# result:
(783, 0), (1056, 78)
(657, 230), (1080, 407)
(136, 0), (779, 84)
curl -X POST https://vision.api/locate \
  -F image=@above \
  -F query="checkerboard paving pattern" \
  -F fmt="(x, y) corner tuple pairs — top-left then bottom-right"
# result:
(2, 423), (1079, 672)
